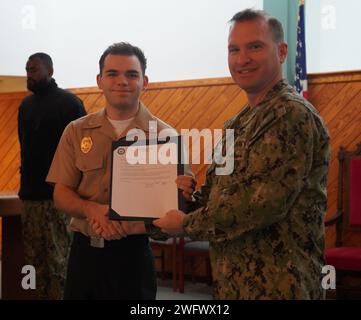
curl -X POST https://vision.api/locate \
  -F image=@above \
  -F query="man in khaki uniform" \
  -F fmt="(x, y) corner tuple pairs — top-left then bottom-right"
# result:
(47, 42), (193, 299)
(154, 9), (330, 299)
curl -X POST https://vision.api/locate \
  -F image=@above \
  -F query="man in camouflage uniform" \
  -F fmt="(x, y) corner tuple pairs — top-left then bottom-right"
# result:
(18, 52), (86, 299)
(154, 9), (330, 299)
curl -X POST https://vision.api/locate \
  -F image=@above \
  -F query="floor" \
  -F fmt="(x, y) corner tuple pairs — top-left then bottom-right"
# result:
(156, 278), (212, 300)
(0, 261), (212, 300)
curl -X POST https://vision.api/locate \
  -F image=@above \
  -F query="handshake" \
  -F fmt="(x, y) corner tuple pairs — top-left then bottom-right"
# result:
(84, 175), (196, 241)
(87, 213), (147, 241)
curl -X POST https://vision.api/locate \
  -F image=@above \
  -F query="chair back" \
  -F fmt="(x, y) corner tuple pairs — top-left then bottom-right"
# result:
(349, 157), (361, 227)
(337, 144), (361, 246)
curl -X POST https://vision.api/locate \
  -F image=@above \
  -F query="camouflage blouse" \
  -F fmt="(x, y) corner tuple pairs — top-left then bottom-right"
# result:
(183, 80), (330, 299)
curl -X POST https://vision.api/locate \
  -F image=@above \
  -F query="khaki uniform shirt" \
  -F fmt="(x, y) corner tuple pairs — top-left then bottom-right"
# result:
(47, 103), (179, 237)
(183, 80), (330, 299)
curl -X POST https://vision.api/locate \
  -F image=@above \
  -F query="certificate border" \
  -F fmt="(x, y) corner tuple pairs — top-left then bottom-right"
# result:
(108, 135), (187, 221)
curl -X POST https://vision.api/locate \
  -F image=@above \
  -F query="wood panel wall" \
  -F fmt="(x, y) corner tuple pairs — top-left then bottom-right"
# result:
(1, 72), (361, 248)
(0, 77), (247, 193)
(308, 71), (361, 247)
(0, 76), (26, 93)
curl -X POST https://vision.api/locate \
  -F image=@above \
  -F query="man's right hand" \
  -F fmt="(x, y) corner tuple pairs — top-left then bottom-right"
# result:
(82, 201), (126, 240)
(90, 220), (146, 239)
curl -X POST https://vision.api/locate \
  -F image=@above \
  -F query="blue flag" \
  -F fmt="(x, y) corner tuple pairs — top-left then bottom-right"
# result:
(295, 0), (308, 99)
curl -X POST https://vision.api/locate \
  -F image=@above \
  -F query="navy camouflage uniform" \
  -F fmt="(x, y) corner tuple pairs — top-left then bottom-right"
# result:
(21, 201), (71, 299)
(183, 80), (330, 299)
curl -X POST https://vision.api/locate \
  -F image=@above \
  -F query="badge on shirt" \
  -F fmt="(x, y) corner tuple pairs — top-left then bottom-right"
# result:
(80, 137), (93, 154)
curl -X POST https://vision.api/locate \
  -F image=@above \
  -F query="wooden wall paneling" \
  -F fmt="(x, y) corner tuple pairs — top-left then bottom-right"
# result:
(170, 86), (222, 178)
(329, 105), (361, 153)
(146, 86), (217, 184)
(81, 92), (103, 112)
(70, 89), (103, 114)
(147, 88), (194, 122)
(139, 88), (156, 103)
(189, 85), (241, 131)
(78, 92), (95, 105)
(163, 87), (210, 128)
(0, 99), (20, 194)
(163, 90), (197, 125)
(0, 135), (20, 191)
(321, 85), (361, 126)
(1, 147), (20, 191)
(144, 89), (177, 118)
(207, 89), (247, 129)
(140, 89), (162, 108)
(0, 105), (18, 153)
(177, 86), (229, 130)
(309, 71), (361, 248)
(0, 100), (19, 135)
(323, 89), (361, 186)
(179, 86), (243, 179)
(0, 92), (28, 102)
(190, 89), (248, 184)
(309, 83), (346, 113)
(0, 100), (9, 118)
(307, 83), (327, 102)
(89, 95), (107, 113)
(0, 98), (23, 193)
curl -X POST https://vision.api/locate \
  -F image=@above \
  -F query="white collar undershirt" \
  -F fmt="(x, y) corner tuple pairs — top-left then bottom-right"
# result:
(107, 116), (135, 138)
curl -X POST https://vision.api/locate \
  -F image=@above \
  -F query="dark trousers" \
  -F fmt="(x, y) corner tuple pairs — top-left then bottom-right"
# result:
(64, 232), (157, 300)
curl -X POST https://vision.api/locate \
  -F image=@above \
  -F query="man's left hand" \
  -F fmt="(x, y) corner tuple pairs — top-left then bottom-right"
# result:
(176, 175), (196, 201)
(153, 209), (186, 235)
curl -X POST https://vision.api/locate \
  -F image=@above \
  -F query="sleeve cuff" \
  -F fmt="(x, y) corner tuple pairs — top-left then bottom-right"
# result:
(145, 221), (170, 241)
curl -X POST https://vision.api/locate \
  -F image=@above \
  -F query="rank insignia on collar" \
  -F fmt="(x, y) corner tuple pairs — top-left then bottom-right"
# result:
(80, 137), (93, 154)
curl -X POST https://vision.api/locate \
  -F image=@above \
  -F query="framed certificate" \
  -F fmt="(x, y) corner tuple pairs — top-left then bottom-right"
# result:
(108, 135), (187, 221)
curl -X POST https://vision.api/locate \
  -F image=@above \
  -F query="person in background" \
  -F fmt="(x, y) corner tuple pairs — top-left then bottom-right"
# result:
(154, 9), (330, 300)
(18, 52), (86, 299)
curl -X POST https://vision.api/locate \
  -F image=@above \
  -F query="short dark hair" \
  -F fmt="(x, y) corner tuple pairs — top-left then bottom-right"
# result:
(229, 9), (284, 43)
(28, 52), (53, 70)
(99, 42), (147, 75)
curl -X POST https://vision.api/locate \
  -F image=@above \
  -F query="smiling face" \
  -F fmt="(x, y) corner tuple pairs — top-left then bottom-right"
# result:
(96, 54), (148, 118)
(228, 18), (287, 105)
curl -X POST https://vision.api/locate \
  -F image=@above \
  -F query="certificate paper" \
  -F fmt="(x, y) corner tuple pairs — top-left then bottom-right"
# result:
(109, 138), (185, 221)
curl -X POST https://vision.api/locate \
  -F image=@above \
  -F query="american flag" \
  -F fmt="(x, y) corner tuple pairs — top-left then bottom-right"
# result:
(295, 0), (308, 99)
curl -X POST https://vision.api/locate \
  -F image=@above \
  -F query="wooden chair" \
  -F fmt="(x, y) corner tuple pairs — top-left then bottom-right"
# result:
(149, 237), (178, 291)
(178, 237), (212, 293)
(325, 144), (361, 299)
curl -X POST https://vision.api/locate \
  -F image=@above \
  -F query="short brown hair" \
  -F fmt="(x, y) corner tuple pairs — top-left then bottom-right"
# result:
(99, 42), (147, 75)
(229, 9), (284, 43)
